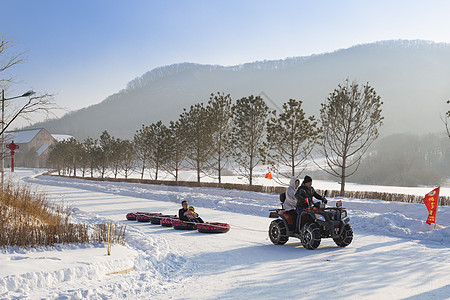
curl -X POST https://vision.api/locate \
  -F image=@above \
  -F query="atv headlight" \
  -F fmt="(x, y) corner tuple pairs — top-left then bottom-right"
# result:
(341, 211), (347, 219)
(315, 214), (326, 222)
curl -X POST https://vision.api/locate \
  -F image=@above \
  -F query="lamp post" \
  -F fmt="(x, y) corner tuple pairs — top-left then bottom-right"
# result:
(1, 89), (36, 192)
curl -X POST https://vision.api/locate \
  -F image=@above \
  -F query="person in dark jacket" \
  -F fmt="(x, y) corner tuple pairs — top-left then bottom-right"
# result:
(178, 200), (190, 221)
(178, 200), (204, 223)
(294, 175), (327, 233)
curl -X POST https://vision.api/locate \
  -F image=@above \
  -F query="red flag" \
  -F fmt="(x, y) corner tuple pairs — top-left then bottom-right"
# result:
(265, 172), (272, 180)
(422, 187), (439, 225)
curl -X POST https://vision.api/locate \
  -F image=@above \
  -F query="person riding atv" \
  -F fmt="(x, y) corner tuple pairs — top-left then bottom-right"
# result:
(268, 176), (353, 250)
(294, 176), (326, 233)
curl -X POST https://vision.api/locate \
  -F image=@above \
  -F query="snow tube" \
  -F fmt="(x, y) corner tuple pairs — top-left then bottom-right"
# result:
(172, 220), (197, 230)
(150, 215), (176, 225)
(126, 213), (136, 221)
(197, 222), (230, 234)
(136, 213), (162, 222)
(160, 217), (179, 227)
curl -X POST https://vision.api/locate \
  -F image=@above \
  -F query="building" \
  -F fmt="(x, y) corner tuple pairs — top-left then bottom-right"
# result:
(4, 128), (74, 168)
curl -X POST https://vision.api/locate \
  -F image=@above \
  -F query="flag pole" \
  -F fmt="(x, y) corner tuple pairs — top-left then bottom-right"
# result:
(434, 186), (440, 229)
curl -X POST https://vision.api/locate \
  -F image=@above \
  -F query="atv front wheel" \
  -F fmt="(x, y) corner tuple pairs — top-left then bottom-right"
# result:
(301, 222), (321, 250)
(333, 223), (353, 247)
(269, 219), (289, 245)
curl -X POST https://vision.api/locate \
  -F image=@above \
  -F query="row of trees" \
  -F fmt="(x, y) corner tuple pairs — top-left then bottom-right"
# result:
(48, 80), (384, 194)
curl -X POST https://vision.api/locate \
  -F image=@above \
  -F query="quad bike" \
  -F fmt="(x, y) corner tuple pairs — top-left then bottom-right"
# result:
(268, 191), (353, 250)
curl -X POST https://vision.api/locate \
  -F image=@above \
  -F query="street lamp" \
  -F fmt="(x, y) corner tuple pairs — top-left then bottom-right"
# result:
(1, 89), (36, 191)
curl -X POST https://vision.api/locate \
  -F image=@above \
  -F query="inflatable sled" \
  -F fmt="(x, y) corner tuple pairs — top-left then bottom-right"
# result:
(160, 217), (179, 227)
(126, 212), (137, 221)
(136, 213), (162, 222)
(150, 215), (176, 225)
(197, 222), (230, 234)
(172, 219), (198, 230)
(127, 212), (150, 221)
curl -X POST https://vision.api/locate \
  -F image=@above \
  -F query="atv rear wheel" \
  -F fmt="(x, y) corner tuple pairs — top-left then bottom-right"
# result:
(269, 219), (289, 245)
(301, 222), (321, 250)
(333, 223), (353, 247)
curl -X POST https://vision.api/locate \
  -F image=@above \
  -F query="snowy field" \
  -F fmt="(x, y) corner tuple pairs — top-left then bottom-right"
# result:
(0, 169), (449, 299)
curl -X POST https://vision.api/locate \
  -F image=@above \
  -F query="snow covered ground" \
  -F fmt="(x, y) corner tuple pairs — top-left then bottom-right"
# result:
(1, 169), (449, 299)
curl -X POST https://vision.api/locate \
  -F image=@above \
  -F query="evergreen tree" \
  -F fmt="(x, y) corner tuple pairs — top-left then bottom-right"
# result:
(147, 121), (170, 180)
(266, 99), (320, 178)
(134, 125), (152, 179)
(162, 120), (186, 183)
(207, 92), (232, 183)
(230, 95), (273, 185)
(47, 141), (66, 175)
(319, 79), (383, 195)
(179, 103), (214, 183)
(109, 137), (127, 179)
(118, 139), (136, 179)
(82, 137), (98, 178)
(98, 131), (113, 178)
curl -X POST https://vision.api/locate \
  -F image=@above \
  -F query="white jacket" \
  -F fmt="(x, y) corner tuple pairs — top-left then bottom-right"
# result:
(283, 177), (299, 211)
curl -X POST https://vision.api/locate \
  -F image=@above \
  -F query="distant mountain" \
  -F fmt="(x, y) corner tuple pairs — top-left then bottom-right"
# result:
(28, 40), (450, 139)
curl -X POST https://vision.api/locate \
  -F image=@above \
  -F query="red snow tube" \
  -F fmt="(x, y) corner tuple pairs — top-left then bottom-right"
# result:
(126, 213), (136, 221)
(150, 215), (176, 225)
(136, 213), (162, 222)
(197, 222), (230, 234)
(160, 217), (179, 227)
(172, 219), (197, 230)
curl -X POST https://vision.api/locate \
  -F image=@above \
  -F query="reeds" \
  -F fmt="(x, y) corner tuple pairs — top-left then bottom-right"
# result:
(0, 183), (88, 248)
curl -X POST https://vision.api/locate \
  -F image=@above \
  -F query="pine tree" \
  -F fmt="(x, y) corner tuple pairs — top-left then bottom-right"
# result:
(134, 125), (152, 179)
(162, 120), (186, 183)
(266, 99), (320, 178)
(98, 131), (113, 178)
(147, 121), (170, 181)
(118, 139), (135, 179)
(230, 95), (273, 185)
(179, 103), (214, 183)
(319, 79), (383, 195)
(207, 92), (232, 183)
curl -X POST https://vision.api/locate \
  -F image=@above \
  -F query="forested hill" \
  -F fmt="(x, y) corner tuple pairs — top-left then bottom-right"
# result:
(28, 40), (450, 139)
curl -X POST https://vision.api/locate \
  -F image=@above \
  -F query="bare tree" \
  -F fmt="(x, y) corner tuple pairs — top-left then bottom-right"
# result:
(0, 92), (57, 136)
(0, 34), (57, 182)
(0, 35), (27, 87)
(318, 80), (383, 195)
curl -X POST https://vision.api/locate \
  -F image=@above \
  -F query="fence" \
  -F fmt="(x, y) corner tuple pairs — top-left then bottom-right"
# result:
(47, 174), (450, 206)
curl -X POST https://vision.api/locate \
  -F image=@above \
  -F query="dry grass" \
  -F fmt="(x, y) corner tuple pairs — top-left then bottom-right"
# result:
(0, 182), (88, 248)
(92, 221), (126, 255)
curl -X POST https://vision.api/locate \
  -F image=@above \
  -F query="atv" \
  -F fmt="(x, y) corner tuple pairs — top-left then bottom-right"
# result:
(268, 191), (353, 250)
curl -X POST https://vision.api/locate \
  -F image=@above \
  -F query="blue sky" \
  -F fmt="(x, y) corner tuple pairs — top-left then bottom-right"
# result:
(1, 0), (450, 124)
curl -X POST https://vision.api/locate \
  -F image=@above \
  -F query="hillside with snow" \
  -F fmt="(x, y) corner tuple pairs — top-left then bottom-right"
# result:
(29, 40), (450, 139)
(1, 169), (449, 299)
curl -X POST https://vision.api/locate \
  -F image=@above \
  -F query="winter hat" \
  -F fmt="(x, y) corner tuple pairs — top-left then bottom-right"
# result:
(303, 175), (312, 184)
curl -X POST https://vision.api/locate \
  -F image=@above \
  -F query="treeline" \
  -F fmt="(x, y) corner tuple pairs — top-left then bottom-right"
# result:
(47, 93), (320, 185)
(354, 133), (450, 187)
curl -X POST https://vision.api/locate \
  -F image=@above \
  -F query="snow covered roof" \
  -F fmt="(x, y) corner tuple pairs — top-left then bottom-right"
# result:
(51, 134), (74, 142)
(4, 128), (43, 144)
(37, 144), (51, 156)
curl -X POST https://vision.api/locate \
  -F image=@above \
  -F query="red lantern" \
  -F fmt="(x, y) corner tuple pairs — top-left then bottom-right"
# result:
(6, 140), (19, 172)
